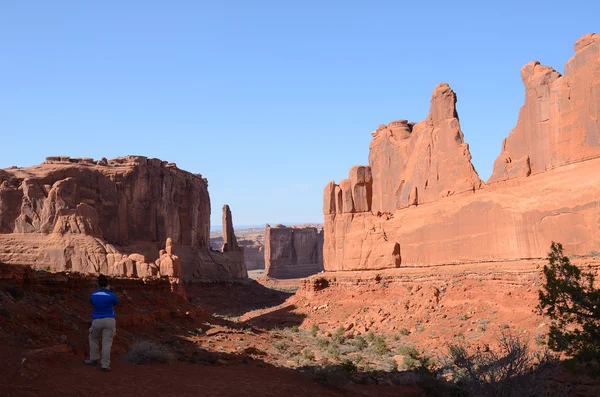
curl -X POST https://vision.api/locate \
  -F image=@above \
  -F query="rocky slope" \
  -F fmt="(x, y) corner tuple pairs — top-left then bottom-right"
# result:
(0, 156), (246, 280)
(323, 33), (600, 271)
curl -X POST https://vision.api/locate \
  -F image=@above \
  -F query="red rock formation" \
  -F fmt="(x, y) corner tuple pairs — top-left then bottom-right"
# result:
(219, 204), (247, 278)
(264, 225), (324, 279)
(323, 33), (600, 271)
(489, 33), (600, 182)
(222, 205), (240, 252)
(0, 156), (246, 279)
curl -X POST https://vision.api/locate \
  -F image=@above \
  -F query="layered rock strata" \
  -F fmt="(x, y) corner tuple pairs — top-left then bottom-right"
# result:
(264, 225), (324, 279)
(0, 156), (246, 279)
(323, 33), (600, 271)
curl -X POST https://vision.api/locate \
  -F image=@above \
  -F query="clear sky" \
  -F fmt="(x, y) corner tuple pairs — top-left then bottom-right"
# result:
(1, 1), (598, 227)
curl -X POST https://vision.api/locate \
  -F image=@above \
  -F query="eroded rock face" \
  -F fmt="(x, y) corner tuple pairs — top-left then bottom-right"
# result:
(489, 33), (600, 182)
(221, 205), (240, 252)
(219, 204), (247, 278)
(264, 225), (324, 279)
(323, 33), (600, 271)
(324, 85), (482, 216)
(0, 156), (246, 280)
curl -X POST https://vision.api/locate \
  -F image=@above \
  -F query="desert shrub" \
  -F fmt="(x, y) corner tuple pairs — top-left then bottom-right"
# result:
(310, 324), (319, 337)
(399, 328), (410, 336)
(538, 242), (600, 372)
(314, 361), (357, 390)
(122, 340), (176, 364)
(332, 327), (345, 344)
(351, 335), (368, 350)
(327, 344), (341, 360)
(290, 325), (299, 333)
(365, 331), (375, 342)
(274, 341), (289, 354)
(398, 345), (435, 375)
(382, 357), (398, 372)
(302, 348), (315, 361)
(458, 313), (470, 321)
(371, 335), (389, 356)
(316, 337), (330, 349)
(352, 354), (365, 366)
(442, 333), (556, 397)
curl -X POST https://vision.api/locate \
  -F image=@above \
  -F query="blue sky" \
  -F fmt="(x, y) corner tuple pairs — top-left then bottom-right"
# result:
(1, 1), (598, 227)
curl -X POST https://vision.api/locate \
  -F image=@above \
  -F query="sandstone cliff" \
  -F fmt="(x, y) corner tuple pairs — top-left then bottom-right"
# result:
(489, 33), (600, 182)
(0, 156), (246, 279)
(323, 33), (600, 271)
(264, 225), (324, 279)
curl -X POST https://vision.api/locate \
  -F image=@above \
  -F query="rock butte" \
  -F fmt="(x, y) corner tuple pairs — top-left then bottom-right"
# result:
(0, 156), (247, 280)
(323, 33), (600, 271)
(264, 224), (324, 279)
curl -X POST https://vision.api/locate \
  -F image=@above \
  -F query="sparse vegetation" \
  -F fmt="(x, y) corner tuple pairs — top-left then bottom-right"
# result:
(274, 341), (289, 354)
(122, 340), (176, 364)
(310, 324), (319, 337)
(399, 328), (410, 336)
(458, 313), (471, 321)
(316, 337), (330, 349)
(371, 335), (389, 356)
(351, 335), (368, 350)
(331, 327), (345, 344)
(290, 325), (299, 333)
(327, 344), (341, 360)
(538, 242), (600, 372)
(397, 345), (434, 374)
(442, 333), (555, 397)
(302, 348), (315, 361)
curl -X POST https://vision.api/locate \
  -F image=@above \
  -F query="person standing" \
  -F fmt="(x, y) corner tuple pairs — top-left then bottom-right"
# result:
(84, 274), (119, 372)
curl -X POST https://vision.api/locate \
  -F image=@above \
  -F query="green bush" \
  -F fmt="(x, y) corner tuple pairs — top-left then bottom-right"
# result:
(332, 327), (346, 344)
(310, 324), (319, 337)
(351, 335), (368, 350)
(302, 348), (315, 361)
(538, 242), (600, 372)
(371, 335), (389, 356)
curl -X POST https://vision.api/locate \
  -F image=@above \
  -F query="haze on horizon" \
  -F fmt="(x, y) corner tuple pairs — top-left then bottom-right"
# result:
(1, 1), (598, 227)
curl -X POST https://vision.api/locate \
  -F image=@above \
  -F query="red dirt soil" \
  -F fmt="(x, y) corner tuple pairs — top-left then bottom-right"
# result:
(0, 264), (424, 397)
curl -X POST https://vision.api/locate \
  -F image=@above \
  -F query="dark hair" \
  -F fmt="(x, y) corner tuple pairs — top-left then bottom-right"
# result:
(97, 274), (109, 288)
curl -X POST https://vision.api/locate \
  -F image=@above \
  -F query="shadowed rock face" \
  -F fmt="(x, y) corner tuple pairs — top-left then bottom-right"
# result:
(0, 156), (245, 280)
(323, 33), (600, 272)
(264, 225), (324, 279)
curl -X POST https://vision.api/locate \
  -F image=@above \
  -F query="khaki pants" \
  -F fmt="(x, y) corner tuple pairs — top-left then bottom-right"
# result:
(89, 317), (116, 368)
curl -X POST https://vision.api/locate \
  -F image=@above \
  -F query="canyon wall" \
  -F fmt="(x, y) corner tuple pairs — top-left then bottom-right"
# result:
(323, 33), (600, 271)
(264, 225), (324, 279)
(0, 156), (246, 280)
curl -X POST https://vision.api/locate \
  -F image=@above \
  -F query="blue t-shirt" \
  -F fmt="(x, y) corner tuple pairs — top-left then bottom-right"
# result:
(90, 288), (119, 319)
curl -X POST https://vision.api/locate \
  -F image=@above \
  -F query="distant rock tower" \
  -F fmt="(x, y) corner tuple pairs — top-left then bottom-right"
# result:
(220, 205), (247, 278)
(222, 204), (241, 252)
